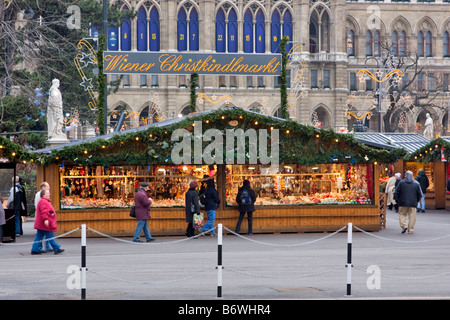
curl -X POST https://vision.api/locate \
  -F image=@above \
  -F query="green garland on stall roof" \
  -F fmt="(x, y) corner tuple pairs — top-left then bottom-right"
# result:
(35, 107), (406, 166)
(405, 137), (450, 162)
(0, 135), (36, 163)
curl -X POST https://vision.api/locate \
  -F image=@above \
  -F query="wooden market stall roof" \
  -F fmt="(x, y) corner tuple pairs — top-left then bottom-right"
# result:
(353, 132), (430, 154)
(405, 136), (450, 162)
(33, 107), (405, 166)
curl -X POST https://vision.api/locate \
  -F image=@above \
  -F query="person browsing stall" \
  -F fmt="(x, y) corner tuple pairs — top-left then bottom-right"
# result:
(133, 182), (155, 242)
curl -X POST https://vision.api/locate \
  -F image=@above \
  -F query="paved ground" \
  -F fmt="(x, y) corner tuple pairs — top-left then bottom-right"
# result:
(1, 209), (450, 301)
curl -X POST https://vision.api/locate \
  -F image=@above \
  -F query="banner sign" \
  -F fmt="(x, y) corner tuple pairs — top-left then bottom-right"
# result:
(103, 51), (281, 76)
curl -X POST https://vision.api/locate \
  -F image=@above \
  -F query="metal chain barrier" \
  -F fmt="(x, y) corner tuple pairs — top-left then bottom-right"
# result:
(222, 225), (348, 247)
(353, 225), (450, 244)
(86, 226), (215, 244)
(0, 227), (81, 246)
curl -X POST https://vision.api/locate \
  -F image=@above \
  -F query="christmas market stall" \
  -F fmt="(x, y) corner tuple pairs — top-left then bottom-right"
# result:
(0, 136), (35, 242)
(405, 137), (450, 211)
(33, 108), (403, 237)
(352, 132), (429, 218)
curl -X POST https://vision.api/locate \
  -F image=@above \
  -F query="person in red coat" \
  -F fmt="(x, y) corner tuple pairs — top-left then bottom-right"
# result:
(132, 182), (155, 242)
(31, 189), (64, 255)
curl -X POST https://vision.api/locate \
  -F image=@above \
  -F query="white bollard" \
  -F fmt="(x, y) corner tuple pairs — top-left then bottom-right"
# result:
(217, 223), (223, 298)
(346, 222), (352, 296)
(81, 224), (87, 300)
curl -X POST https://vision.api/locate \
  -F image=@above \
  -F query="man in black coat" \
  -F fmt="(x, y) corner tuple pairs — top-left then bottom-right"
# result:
(235, 180), (257, 235)
(199, 179), (220, 236)
(394, 170), (423, 234)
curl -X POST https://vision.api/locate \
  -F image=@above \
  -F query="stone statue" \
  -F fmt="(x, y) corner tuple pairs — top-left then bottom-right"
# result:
(423, 112), (434, 140)
(47, 79), (67, 141)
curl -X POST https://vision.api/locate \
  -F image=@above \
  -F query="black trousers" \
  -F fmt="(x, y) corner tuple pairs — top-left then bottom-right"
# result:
(186, 222), (195, 237)
(235, 211), (253, 234)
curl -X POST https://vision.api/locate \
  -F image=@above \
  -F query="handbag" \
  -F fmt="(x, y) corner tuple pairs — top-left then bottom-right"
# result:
(193, 213), (204, 229)
(129, 206), (136, 218)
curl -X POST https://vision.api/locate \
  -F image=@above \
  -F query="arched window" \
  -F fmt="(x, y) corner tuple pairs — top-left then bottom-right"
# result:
(418, 31), (424, 56)
(425, 31), (432, 57)
(243, 9), (253, 53)
(392, 30), (398, 56)
(373, 30), (380, 56)
(399, 30), (406, 56)
(216, 8), (226, 52)
(365, 31), (372, 56)
(444, 31), (450, 57)
(189, 8), (199, 51)
(139, 104), (160, 126)
(283, 10), (292, 53)
(110, 105), (132, 131)
(312, 106), (331, 129)
(271, 10), (281, 53)
(347, 30), (355, 56)
(120, 7), (131, 51)
(149, 7), (160, 51)
(137, 7), (147, 51)
(255, 9), (265, 53)
(366, 30), (380, 56)
(228, 8), (238, 52)
(177, 7), (187, 51)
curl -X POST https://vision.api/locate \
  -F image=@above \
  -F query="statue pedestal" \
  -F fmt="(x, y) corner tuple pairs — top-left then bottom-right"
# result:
(47, 136), (69, 147)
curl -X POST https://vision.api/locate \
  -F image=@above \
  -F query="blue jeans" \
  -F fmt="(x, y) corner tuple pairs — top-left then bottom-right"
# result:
(15, 211), (21, 235)
(31, 230), (60, 253)
(417, 194), (426, 211)
(201, 210), (216, 235)
(133, 219), (153, 241)
(43, 234), (53, 251)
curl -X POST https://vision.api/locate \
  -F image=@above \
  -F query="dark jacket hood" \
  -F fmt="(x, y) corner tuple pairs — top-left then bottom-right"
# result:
(206, 179), (215, 189)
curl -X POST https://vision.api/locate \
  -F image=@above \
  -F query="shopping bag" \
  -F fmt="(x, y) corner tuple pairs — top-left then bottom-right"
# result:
(193, 213), (204, 229)
(129, 206), (136, 218)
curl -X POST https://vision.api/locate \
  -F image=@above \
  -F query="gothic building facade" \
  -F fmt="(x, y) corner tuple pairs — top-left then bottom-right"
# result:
(104, 0), (450, 136)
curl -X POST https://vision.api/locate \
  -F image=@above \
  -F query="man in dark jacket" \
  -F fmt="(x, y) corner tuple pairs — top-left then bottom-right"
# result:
(235, 180), (257, 235)
(133, 182), (155, 242)
(415, 169), (429, 213)
(394, 171), (423, 234)
(199, 179), (220, 236)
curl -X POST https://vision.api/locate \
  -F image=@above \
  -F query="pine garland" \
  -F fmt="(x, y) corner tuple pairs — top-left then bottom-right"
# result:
(405, 137), (449, 162)
(33, 108), (405, 166)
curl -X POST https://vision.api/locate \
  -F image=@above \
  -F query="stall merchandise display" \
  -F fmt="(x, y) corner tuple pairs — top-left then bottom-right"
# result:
(226, 164), (373, 206)
(59, 164), (215, 209)
(59, 163), (374, 210)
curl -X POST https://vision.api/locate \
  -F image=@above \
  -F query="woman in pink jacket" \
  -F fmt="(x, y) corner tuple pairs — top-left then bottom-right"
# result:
(31, 189), (64, 255)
